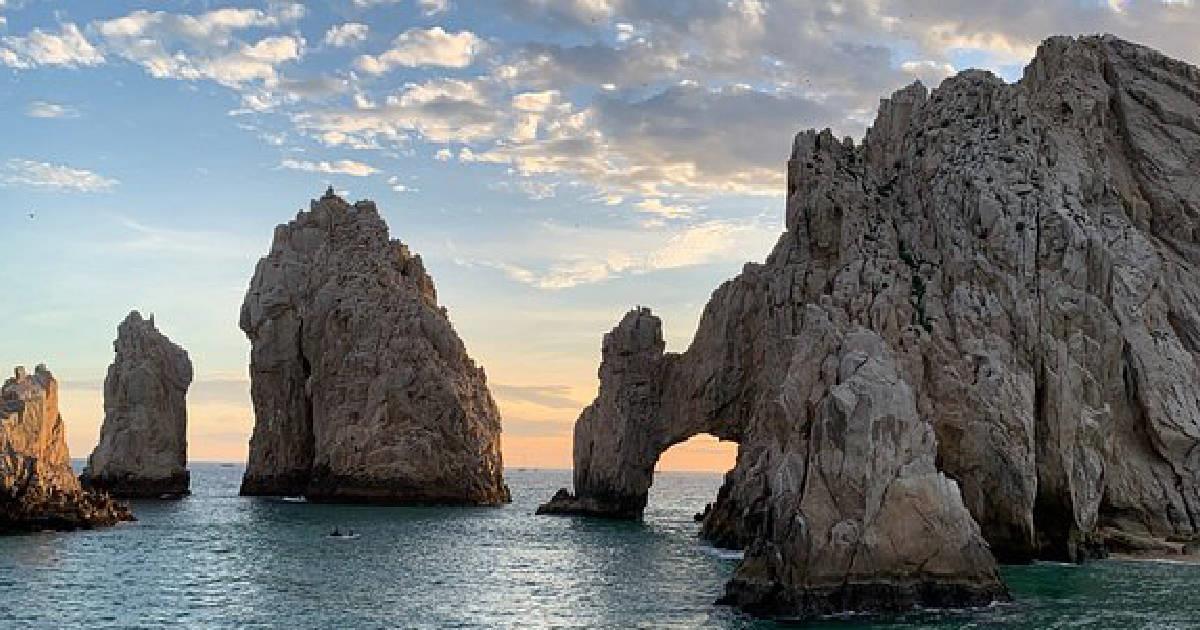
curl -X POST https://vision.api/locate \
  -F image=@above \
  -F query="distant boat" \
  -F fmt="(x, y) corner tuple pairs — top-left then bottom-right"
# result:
(328, 533), (360, 540)
(281, 496), (307, 503)
(219, 463), (236, 468)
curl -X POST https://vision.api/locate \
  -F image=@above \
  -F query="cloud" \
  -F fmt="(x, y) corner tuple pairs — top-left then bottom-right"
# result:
(0, 159), (117, 192)
(25, 100), (79, 119)
(0, 23), (104, 68)
(635, 197), (692, 219)
(387, 175), (418, 192)
(352, 0), (451, 11)
(493, 383), (580, 409)
(418, 0), (451, 15)
(355, 27), (484, 73)
(462, 83), (831, 198)
(324, 23), (369, 48)
(93, 6), (305, 89)
(461, 217), (778, 289)
(295, 77), (499, 146)
(280, 158), (378, 176)
(106, 216), (256, 258)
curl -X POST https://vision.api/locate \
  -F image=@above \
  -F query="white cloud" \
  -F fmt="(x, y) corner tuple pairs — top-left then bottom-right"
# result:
(0, 159), (117, 192)
(25, 100), (79, 119)
(280, 158), (378, 176)
(355, 27), (484, 73)
(295, 77), (499, 147)
(387, 174), (417, 192)
(460, 218), (777, 289)
(94, 6), (305, 89)
(352, 0), (450, 11)
(0, 23), (103, 68)
(418, 0), (451, 14)
(636, 197), (692, 219)
(324, 23), (369, 48)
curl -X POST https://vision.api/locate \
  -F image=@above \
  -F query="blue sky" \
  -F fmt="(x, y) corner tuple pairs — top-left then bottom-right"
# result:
(2, 0), (1198, 467)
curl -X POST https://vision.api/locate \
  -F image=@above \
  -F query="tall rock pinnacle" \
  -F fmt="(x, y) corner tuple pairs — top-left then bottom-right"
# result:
(540, 34), (1200, 618)
(239, 190), (508, 505)
(81, 311), (193, 498)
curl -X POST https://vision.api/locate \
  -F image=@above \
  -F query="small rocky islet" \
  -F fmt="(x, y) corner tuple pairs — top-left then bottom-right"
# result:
(4, 31), (1200, 624)
(0, 365), (132, 533)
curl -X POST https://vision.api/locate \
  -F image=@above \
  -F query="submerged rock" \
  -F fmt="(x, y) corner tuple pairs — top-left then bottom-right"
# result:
(81, 311), (193, 498)
(239, 188), (508, 505)
(1, 365), (133, 533)
(540, 35), (1200, 617)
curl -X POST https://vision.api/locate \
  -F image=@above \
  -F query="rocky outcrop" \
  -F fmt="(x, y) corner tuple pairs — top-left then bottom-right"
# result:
(80, 311), (193, 498)
(239, 188), (508, 505)
(540, 35), (1200, 617)
(1, 365), (133, 533)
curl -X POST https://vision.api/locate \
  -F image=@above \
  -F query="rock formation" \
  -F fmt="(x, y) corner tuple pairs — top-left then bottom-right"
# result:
(80, 311), (193, 498)
(540, 34), (1200, 618)
(1, 365), (133, 533)
(239, 188), (508, 505)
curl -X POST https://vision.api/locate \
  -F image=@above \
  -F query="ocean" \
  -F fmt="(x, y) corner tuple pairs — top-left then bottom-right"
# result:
(0, 465), (1197, 628)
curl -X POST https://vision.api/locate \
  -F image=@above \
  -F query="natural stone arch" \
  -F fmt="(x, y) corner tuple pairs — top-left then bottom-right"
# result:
(538, 308), (752, 519)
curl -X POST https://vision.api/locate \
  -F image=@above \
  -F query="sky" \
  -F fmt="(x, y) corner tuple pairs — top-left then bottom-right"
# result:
(2, 0), (1199, 471)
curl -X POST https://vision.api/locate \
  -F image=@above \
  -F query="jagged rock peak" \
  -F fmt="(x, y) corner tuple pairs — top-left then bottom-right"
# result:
(81, 311), (193, 498)
(2, 364), (133, 533)
(540, 34), (1200, 619)
(239, 189), (508, 505)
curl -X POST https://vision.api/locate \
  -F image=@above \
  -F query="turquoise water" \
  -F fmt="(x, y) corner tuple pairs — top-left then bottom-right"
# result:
(0, 465), (1197, 628)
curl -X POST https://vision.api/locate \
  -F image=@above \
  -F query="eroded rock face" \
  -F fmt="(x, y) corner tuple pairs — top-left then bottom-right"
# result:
(239, 188), (508, 505)
(81, 311), (193, 498)
(1, 365), (132, 533)
(540, 35), (1200, 617)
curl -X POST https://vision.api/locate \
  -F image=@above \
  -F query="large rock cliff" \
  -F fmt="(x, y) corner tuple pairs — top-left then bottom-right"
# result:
(81, 311), (193, 498)
(239, 188), (508, 505)
(1, 365), (132, 533)
(539, 35), (1200, 617)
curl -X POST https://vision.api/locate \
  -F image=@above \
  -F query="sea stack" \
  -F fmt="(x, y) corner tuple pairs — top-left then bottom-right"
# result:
(81, 311), (193, 498)
(1, 365), (133, 533)
(239, 188), (508, 505)
(540, 35), (1200, 618)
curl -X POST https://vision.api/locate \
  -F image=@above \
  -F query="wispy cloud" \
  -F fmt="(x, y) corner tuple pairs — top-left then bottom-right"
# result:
(106, 216), (255, 258)
(280, 158), (378, 176)
(493, 383), (581, 409)
(25, 100), (79, 119)
(0, 159), (116, 192)
(457, 217), (779, 289)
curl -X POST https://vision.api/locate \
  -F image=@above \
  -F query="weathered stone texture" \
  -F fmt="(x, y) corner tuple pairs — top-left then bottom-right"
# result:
(541, 35), (1200, 617)
(81, 311), (193, 497)
(240, 189), (508, 505)
(2, 365), (132, 532)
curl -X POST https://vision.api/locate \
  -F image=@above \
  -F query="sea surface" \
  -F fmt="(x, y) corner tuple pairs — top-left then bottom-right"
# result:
(1, 465), (1198, 628)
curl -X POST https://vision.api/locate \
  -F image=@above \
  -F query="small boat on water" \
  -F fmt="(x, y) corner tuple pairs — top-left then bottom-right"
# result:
(328, 527), (360, 539)
(281, 496), (307, 503)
